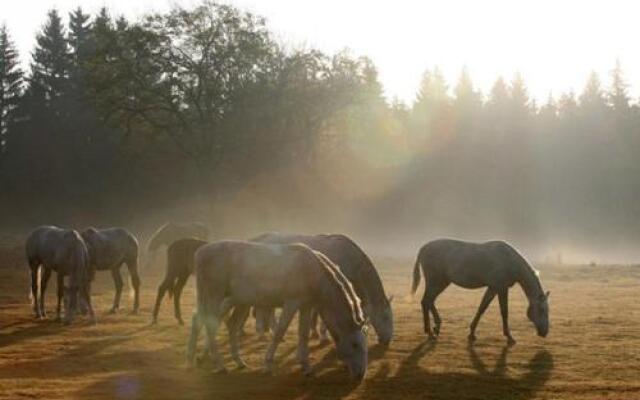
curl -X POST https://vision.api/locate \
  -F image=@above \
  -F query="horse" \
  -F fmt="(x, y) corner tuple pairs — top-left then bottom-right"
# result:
(25, 225), (95, 324)
(152, 238), (208, 325)
(251, 233), (394, 345)
(145, 222), (209, 267)
(411, 239), (550, 345)
(81, 227), (141, 314)
(186, 240), (368, 380)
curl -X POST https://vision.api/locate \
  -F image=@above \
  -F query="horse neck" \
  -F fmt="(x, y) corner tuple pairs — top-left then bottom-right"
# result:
(516, 262), (544, 303)
(358, 260), (388, 312)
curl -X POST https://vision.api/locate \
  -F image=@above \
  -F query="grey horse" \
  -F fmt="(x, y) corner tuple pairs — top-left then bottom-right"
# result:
(186, 240), (368, 380)
(411, 239), (550, 345)
(25, 225), (95, 324)
(252, 233), (393, 345)
(152, 238), (208, 325)
(81, 227), (141, 314)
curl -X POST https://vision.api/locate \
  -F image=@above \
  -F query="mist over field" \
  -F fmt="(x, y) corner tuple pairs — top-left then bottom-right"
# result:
(0, 1), (639, 266)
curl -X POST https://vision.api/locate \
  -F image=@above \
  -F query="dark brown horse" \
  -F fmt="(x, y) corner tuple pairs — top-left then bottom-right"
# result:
(152, 238), (207, 324)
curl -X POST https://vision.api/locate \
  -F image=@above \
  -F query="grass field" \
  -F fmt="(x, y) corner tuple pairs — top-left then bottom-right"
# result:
(1, 255), (639, 399)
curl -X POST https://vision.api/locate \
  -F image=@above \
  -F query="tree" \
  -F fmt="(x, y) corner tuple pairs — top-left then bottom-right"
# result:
(453, 66), (482, 112)
(579, 71), (607, 112)
(0, 24), (23, 160)
(509, 72), (531, 116)
(411, 67), (451, 147)
(30, 9), (71, 108)
(608, 59), (630, 114)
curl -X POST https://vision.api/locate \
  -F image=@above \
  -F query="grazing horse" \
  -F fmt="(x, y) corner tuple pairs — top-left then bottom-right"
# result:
(81, 227), (141, 314)
(152, 238), (208, 325)
(252, 233), (394, 345)
(25, 225), (95, 323)
(186, 240), (368, 380)
(411, 239), (550, 345)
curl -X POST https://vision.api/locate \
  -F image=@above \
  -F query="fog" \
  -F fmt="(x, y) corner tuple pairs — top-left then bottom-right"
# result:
(1, 2), (639, 265)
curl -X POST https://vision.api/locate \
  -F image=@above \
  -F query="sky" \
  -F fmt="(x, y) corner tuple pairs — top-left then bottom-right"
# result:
(1, 0), (638, 104)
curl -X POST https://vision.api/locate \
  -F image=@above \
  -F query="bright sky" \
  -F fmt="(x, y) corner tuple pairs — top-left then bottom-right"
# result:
(1, 0), (638, 104)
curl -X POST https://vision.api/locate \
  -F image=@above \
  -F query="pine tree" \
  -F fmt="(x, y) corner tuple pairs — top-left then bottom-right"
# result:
(30, 9), (71, 108)
(453, 66), (482, 112)
(68, 7), (91, 69)
(0, 24), (23, 156)
(579, 71), (607, 112)
(608, 59), (630, 114)
(487, 76), (509, 110)
(509, 72), (531, 115)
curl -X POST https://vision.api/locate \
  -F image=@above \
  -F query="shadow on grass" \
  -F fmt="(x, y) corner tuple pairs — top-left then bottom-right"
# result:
(361, 341), (553, 400)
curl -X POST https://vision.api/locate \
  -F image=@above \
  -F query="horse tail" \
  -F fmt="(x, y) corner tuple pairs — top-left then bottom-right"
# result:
(411, 248), (423, 296)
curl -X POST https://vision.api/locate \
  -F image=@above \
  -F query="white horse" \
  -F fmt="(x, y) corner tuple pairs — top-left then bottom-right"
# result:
(81, 227), (141, 314)
(26, 226), (95, 324)
(187, 240), (368, 380)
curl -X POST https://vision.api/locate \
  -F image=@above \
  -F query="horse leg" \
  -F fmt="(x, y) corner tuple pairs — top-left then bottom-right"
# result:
(152, 274), (172, 325)
(422, 279), (448, 339)
(30, 265), (40, 318)
(39, 267), (52, 318)
(255, 307), (266, 337)
(318, 319), (329, 344)
(55, 273), (64, 322)
(127, 260), (141, 314)
(110, 268), (124, 313)
(420, 289), (432, 338)
(264, 301), (299, 374)
(186, 313), (203, 368)
(85, 285), (96, 323)
(468, 288), (496, 342)
(309, 309), (319, 339)
(173, 274), (189, 325)
(297, 306), (313, 376)
(228, 305), (250, 369)
(203, 311), (225, 373)
(498, 289), (516, 345)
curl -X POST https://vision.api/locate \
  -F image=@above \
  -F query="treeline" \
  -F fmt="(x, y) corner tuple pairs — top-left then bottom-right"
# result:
(0, 2), (639, 257)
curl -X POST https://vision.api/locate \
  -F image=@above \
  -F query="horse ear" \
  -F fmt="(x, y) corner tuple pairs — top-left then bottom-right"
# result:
(545, 291), (550, 299)
(388, 295), (394, 304)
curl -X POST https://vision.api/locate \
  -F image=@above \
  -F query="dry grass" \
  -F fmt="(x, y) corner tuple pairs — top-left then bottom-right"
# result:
(1, 256), (640, 399)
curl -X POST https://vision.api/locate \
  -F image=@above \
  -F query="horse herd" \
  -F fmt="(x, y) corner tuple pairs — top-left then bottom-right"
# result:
(24, 222), (550, 381)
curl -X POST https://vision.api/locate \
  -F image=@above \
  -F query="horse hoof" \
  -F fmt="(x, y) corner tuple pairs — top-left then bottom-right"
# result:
(177, 319), (185, 326)
(506, 337), (516, 346)
(129, 310), (139, 316)
(467, 334), (477, 342)
(434, 326), (441, 336)
(236, 361), (248, 370)
(108, 308), (118, 315)
(427, 334), (437, 342)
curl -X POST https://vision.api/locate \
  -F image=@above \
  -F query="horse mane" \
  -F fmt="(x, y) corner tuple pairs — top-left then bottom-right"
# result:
(327, 234), (388, 307)
(313, 250), (366, 327)
(499, 241), (544, 298)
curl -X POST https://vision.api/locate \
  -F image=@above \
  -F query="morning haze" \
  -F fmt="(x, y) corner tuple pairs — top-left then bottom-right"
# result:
(1, 2), (639, 400)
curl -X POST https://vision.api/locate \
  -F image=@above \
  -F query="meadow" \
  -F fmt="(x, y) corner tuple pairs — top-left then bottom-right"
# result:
(1, 252), (639, 400)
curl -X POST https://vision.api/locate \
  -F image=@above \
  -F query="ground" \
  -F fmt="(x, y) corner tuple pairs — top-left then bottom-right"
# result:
(1, 254), (639, 399)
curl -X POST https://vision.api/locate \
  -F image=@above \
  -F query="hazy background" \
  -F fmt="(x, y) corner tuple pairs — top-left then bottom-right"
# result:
(3, 0), (639, 103)
(1, 1), (639, 264)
